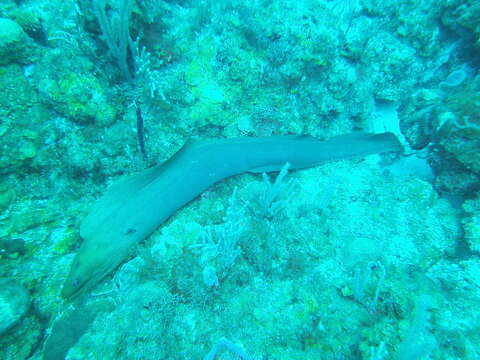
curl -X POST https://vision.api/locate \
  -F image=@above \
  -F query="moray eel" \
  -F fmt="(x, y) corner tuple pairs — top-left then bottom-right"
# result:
(62, 132), (401, 299)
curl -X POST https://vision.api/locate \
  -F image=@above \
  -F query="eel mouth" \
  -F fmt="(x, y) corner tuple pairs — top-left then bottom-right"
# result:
(61, 263), (115, 300)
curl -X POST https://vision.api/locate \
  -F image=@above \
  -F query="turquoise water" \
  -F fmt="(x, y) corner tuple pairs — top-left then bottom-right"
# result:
(0, 0), (479, 359)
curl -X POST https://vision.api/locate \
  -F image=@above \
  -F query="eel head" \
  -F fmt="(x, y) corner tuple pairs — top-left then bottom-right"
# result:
(61, 241), (123, 300)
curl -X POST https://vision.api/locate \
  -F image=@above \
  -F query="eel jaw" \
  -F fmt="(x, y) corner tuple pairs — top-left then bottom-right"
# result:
(61, 257), (115, 300)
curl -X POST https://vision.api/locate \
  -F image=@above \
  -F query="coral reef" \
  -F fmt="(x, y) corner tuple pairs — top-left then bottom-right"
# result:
(0, 0), (479, 359)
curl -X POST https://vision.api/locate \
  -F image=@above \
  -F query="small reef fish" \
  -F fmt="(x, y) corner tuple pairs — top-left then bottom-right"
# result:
(62, 133), (401, 299)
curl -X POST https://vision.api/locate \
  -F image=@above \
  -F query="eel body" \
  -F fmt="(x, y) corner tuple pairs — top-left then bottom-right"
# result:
(62, 133), (401, 299)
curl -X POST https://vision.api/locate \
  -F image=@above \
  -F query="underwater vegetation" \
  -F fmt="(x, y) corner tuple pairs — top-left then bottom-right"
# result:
(0, 0), (479, 359)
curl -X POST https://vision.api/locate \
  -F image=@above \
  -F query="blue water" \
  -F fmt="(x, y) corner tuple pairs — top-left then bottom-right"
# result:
(0, 0), (479, 359)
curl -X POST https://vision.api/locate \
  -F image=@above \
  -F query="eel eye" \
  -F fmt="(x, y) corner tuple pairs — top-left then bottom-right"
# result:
(72, 278), (80, 288)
